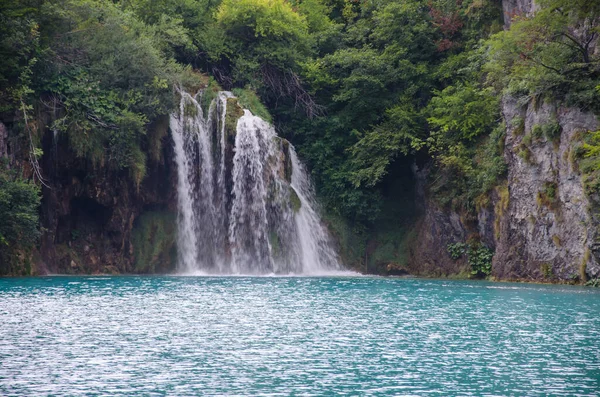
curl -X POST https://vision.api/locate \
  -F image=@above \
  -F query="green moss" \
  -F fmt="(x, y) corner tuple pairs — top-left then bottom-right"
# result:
(281, 139), (292, 183)
(225, 97), (244, 140)
(269, 231), (281, 257)
(322, 211), (368, 272)
(368, 226), (416, 275)
(516, 143), (533, 163)
(200, 77), (222, 115)
(131, 211), (177, 273)
(289, 186), (301, 213)
(552, 234), (562, 247)
(531, 124), (543, 140)
(536, 181), (558, 209)
(147, 115), (169, 162)
(494, 182), (509, 239)
(574, 130), (600, 209)
(232, 87), (272, 123)
(580, 248), (590, 284)
(184, 102), (198, 117)
(511, 116), (525, 136)
(540, 262), (553, 279)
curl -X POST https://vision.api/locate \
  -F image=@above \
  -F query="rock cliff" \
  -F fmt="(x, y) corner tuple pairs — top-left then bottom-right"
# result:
(409, 0), (600, 282)
(36, 119), (178, 275)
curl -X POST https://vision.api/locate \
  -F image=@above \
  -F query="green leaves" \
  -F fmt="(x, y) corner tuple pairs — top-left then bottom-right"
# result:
(349, 103), (425, 188)
(216, 0), (311, 86)
(485, 0), (600, 103)
(428, 84), (499, 141)
(447, 241), (494, 278)
(29, 0), (190, 183)
(468, 244), (493, 277)
(0, 165), (41, 263)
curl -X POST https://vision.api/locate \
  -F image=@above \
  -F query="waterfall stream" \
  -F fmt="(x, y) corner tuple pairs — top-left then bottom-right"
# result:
(170, 91), (341, 274)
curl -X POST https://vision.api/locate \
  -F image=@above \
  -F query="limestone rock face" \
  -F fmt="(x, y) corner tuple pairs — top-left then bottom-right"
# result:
(494, 98), (599, 280)
(502, 0), (537, 28)
(406, 0), (600, 281)
(412, 98), (600, 281)
(408, 165), (470, 277)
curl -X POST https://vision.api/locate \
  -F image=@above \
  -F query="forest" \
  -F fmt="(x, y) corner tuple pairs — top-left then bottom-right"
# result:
(1, 0), (599, 278)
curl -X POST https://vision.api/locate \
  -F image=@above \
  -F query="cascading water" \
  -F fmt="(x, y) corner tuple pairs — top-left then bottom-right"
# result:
(170, 90), (341, 274)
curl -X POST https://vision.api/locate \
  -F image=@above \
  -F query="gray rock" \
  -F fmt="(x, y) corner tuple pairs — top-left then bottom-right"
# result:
(502, 0), (537, 28)
(494, 97), (599, 279)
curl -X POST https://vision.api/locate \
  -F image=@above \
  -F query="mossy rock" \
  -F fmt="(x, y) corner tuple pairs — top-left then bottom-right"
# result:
(180, 70), (209, 94)
(225, 97), (244, 142)
(147, 115), (169, 162)
(281, 138), (292, 183)
(231, 87), (272, 123)
(131, 210), (177, 273)
(200, 77), (222, 115)
(184, 101), (198, 117)
(289, 186), (301, 213)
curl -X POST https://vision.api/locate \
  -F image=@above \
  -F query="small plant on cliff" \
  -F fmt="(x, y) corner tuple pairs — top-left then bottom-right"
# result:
(543, 120), (562, 144)
(511, 116), (525, 136)
(447, 242), (466, 260)
(536, 181), (559, 209)
(232, 88), (272, 123)
(468, 244), (493, 278)
(575, 130), (600, 203)
(540, 262), (553, 279)
(448, 241), (493, 278)
(585, 277), (600, 287)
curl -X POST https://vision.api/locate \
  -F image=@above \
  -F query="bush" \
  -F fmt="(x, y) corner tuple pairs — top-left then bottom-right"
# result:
(468, 244), (493, 278)
(0, 166), (40, 267)
(447, 242), (466, 260)
(448, 240), (493, 278)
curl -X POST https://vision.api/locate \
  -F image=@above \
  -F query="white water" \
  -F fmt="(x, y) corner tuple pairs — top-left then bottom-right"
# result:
(170, 91), (341, 274)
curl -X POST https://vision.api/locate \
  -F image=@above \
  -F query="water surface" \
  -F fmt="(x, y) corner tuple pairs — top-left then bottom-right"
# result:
(1, 276), (599, 396)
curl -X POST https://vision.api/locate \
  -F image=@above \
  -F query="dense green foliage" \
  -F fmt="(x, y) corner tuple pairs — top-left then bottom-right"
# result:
(446, 241), (493, 278)
(486, 0), (600, 110)
(2, 0), (599, 273)
(0, 163), (41, 268)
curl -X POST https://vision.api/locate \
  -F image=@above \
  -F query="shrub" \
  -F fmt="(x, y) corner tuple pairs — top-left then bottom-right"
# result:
(0, 166), (40, 269)
(447, 242), (466, 260)
(468, 244), (493, 277)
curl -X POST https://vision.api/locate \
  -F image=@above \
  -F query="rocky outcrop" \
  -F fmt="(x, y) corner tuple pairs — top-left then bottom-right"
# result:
(495, 98), (599, 280)
(37, 121), (178, 275)
(502, 0), (536, 28)
(408, 164), (471, 277)
(408, 0), (600, 282)
(412, 98), (599, 282)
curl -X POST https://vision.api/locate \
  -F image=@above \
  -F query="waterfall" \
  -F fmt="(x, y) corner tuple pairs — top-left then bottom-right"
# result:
(170, 90), (342, 274)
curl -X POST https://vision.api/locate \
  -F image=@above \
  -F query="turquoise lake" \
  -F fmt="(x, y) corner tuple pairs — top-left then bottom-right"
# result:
(1, 276), (599, 396)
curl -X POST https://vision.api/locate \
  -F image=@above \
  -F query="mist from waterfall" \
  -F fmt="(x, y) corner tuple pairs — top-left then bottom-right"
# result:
(170, 90), (342, 274)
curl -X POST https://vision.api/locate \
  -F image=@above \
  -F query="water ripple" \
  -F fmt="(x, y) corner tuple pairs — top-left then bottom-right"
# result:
(1, 277), (599, 396)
